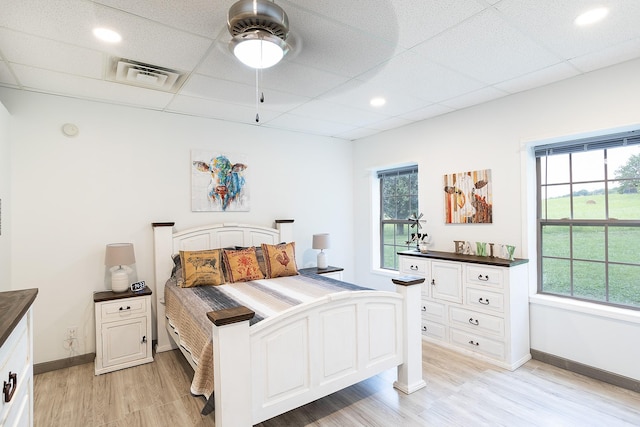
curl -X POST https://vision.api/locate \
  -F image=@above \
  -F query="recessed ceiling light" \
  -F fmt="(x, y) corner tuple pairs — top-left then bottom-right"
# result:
(93, 27), (122, 43)
(574, 7), (609, 26)
(370, 97), (386, 107)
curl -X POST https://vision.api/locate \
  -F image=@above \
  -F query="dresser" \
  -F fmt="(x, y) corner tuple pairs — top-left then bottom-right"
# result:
(398, 250), (530, 370)
(94, 288), (153, 375)
(0, 288), (38, 427)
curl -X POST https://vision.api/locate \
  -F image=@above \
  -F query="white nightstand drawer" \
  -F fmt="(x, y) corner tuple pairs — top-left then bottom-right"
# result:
(466, 287), (505, 314)
(101, 298), (147, 320)
(399, 257), (428, 276)
(466, 265), (504, 288)
(450, 307), (504, 337)
(450, 328), (505, 360)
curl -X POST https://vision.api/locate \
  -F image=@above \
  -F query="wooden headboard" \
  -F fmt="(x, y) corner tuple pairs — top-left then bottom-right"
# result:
(151, 220), (294, 352)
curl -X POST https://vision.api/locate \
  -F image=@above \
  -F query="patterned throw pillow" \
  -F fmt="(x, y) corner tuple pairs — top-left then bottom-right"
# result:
(261, 242), (299, 278)
(179, 249), (225, 287)
(223, 247), (265, 283)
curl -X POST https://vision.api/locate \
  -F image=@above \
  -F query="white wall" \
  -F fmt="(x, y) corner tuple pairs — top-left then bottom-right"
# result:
(0, 101), (10, 292)
(352, 58), (640, 381)
(0, 88), (355, 364)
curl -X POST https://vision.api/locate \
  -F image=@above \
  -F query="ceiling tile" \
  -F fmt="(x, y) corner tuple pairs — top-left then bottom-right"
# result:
(288, 99), (390, 127)
(0, 61), (18, 87)
(569, 38), (640, 73)
(412, 8), (563, 84)
(494, 62), (580, 93)
(0, 28), (103, 79)
(439, 86), (508, 110)
(335, 127), (381, 141)
(166, 94), (282, 124)
(11, 63), (174, 109)
(265, 113), (354, 137)
(399, 104), (454, 122)
(496, 0), (640, 59)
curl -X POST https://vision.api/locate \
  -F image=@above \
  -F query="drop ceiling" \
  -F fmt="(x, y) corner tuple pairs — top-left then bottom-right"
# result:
(1, 0), (639, 140)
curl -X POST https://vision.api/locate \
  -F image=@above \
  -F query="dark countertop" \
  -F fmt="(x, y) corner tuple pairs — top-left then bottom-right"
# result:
(0, 288), (38, 348)
(94, 286), (152, 303)
(398, 250), (528, 267)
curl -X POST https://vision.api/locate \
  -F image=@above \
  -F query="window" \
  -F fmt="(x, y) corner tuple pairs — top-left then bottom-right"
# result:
(536, 129), (640, 309)
(378, 165), (418, 270)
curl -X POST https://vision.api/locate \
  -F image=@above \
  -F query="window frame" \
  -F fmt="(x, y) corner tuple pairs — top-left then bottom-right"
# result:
(536, 129), (640, 310)
(378, 165), (419, 271)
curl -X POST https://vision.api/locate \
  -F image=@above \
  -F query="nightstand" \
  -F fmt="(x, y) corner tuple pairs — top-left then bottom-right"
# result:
(299, 266), (344, 280)
(94, 287), (153, 375)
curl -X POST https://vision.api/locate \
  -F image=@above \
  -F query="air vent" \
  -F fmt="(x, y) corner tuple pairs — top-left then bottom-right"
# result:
(107, 58), (187, 93)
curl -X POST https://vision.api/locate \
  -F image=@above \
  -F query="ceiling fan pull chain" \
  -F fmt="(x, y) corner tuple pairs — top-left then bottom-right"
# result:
(255, 68), (260, 122)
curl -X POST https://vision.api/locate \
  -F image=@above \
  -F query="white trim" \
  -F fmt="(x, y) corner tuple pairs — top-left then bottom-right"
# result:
(530, 294), (640, 324)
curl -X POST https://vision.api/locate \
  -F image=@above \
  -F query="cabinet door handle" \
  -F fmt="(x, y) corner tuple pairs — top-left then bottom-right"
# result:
(119, 306), (131, 311)
(421, 306), (427, 312)
(410, 265), (418, 271)
(421, 326), (427, 332)
(430, 279), (436, 286)
(141, 335), (147, 344)
(478, 274), (489, 281)
(3, 372), (17, 403)
(478, 297), (490, 305)
(468, 318), (479, 326)
(468, 340), (480, 346)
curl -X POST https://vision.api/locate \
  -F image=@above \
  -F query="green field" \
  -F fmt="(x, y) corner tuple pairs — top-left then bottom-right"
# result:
(542, 192), (640, 308)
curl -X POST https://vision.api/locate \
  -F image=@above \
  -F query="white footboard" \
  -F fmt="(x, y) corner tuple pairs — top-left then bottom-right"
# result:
(209, 286), (425, 426)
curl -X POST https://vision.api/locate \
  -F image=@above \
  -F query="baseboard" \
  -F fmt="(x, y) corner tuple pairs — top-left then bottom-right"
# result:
(34, 353), (95, 375)
(531, 349), (640, 393)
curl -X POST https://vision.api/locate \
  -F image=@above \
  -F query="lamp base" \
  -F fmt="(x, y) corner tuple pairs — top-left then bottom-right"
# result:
(111, 268), (129, 293)
(317, 251), (328, 269)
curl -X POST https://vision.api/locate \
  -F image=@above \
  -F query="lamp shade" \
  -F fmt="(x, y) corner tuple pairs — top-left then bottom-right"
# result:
(312, 234), (330, 250)
(105, 243), (135, 267)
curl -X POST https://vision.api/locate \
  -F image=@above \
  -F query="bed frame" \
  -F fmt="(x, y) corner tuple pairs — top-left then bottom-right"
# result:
(152, 220), (425, 426)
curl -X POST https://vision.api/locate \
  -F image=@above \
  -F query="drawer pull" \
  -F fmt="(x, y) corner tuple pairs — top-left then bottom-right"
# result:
(478, 274), (489, 281)
(422, 326), (427, 332)
(410, 265), (419, 271)
(468, 340), (480, 346)
(3, 372), (17, 403)
(468, 318), (479, 326)
(431, 279), (436, 286)
(421, 306), (427, 312)
(141, 335), (147, 344)
(119, 306), (131, 311)
(478, 297), (490, 305)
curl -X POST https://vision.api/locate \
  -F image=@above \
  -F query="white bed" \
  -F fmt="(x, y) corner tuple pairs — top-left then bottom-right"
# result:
(152, 220), (425, 426)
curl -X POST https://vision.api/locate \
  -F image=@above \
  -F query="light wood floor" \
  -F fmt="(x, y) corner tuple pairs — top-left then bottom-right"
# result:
(34, 342), (640, 426)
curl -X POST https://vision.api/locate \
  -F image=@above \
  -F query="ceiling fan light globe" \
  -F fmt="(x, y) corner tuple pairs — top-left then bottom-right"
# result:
(231, 33), (287, 69)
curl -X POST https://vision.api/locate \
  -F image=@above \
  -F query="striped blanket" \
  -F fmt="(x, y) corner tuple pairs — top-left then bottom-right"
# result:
(164, 272), (369, 412)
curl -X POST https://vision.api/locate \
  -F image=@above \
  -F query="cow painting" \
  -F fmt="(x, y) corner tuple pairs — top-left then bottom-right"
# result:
(192, 153), (249, 211)
(444, 169), (492, 224)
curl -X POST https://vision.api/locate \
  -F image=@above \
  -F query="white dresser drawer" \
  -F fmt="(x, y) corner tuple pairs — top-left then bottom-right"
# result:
(465, 265), (504, 288)
(421, 320), (446, 340)
(466, 287), (505, 314)
(450, 307), (504, 337)
(421, 300), (446, 323)
(0, 316), (29, 423)
(399, 257), (429, 276)
(101, 297), (147, 321)
(450, 328), (505, 360)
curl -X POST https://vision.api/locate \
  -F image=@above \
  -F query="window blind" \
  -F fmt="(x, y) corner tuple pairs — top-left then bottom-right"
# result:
(534, 129), (640, 158)
(377, 165), (418, 179)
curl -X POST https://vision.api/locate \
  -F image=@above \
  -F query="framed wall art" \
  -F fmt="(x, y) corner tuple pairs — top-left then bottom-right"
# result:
(444, 169), (492, 224)
(191, 150), (250, 212)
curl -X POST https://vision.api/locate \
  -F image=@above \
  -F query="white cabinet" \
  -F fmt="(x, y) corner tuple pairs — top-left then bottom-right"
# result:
(0, 289), (37, 427)
(94, 288), (153, 375)
(399, 251), (530, 370)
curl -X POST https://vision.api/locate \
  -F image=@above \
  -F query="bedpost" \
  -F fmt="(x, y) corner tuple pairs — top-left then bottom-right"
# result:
(392, 276), (427, 394)
(275, 219), (294, 242)
(152, 222), (177, 353)
(208, 307), (255, 427)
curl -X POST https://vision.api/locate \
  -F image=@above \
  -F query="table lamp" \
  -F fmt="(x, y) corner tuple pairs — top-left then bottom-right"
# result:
(105, 243), (136, 292)
(312, 233), (330, 269)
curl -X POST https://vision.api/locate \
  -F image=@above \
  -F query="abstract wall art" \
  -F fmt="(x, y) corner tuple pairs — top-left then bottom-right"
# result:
(191, 150), (249, 212)
(444, 169), (492, 224)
